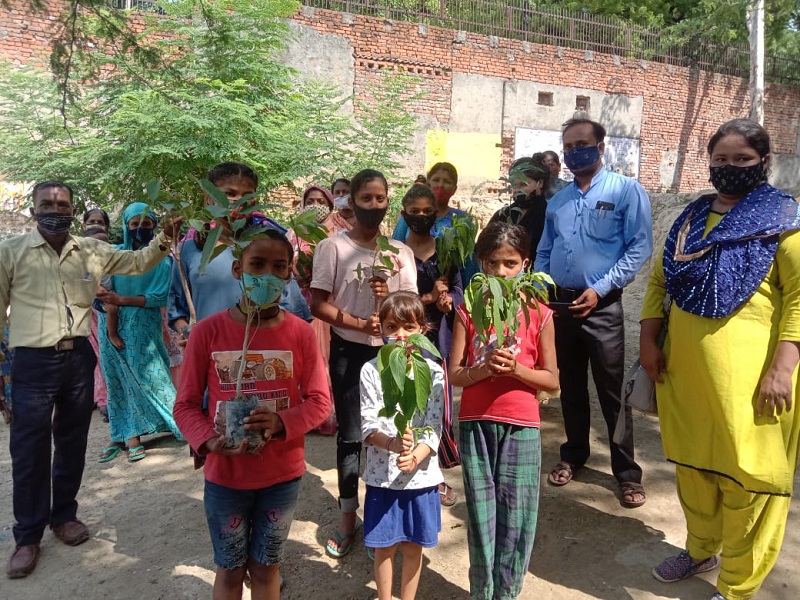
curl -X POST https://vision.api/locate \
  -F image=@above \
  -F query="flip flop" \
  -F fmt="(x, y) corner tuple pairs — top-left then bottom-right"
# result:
(97, 445), (123, 463)
(548, 461), (577, 486)
(325, 517), (362, 559)
(127, 445), (147, 462)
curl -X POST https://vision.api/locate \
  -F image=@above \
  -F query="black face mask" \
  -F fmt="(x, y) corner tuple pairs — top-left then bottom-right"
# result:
(709, 162), (765, 196)
(132, 226), (155, 246)
(353, 205), (387, 229)
(34, 211), (74, 235)
(403, 212), (436, 235)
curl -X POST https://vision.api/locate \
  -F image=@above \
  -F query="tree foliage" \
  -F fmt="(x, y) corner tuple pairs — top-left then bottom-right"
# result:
(0, 0), (420, 210)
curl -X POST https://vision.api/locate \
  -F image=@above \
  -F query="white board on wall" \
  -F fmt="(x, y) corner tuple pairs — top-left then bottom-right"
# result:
(514, 127), (641, 181)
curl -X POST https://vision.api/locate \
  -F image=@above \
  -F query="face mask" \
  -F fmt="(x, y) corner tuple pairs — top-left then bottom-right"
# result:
(35, 212), (74, 235)
(353, 204), (387, 229)
(403, 212), (436, 235)
(563, 145), (601, 171)
(132, 226), (155, 246)
(333, 194), (350, 210)
(303, 203), (330, 223)
(382, 335), (398, 345)
(709, 162), (765, 196)
(241, 272), (288, 309)
(431, 186), (455, 206)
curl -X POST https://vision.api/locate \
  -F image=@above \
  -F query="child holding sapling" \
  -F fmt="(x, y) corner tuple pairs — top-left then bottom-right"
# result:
(449, 222), (559, 600)
(361, 291), (444, 600)
(310, 169), (418, 558)
(173, 228), (331, 600)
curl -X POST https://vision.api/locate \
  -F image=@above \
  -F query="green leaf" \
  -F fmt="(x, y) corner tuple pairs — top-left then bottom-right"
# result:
(410, 353), (431, 413)
(199, 179), (230, 209)
(145, 179), (161, 202)
(376, 236), (399, 254)
(394, 413), (407, 434)
(198, 225), (223, 275)
(487, 276), (506, 338)
(377, 343), (394, 373)
(388, 347), (407, 395)
(407, 333), (441, 359)
(206, 204), (229, 219)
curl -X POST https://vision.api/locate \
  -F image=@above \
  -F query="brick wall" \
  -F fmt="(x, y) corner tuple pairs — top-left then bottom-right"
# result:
(2, 1), (799, 192)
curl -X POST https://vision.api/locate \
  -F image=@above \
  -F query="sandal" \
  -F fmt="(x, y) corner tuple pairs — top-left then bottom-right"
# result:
(439, 482), (458, 507)
(97, 445), (123, 463)
(325, 517), (362, 559)
(127, 445), (147, 462)
(619, 481), (646, 508)
(548, 461), (577, 486)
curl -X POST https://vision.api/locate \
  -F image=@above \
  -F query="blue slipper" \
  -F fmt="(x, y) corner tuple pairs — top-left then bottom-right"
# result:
(98, 445), (123, 463)
(127, 445), (146, 462)
(325, 517), (362, 558)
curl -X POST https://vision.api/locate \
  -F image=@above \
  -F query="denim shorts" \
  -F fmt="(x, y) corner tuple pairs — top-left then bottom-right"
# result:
(204, 477), (301, 569)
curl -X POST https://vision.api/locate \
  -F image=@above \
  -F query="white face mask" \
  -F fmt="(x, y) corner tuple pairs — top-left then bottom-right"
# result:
(333, 194), (350, 210)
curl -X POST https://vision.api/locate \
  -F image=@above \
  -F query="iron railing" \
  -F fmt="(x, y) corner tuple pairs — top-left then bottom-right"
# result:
(301, 0), (800, 86)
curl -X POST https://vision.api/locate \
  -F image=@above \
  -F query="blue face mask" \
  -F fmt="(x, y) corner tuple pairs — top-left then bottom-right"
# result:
(132, 226), (154, 246)
(241, 273), (288, 309)
(563, 145), (600, 171)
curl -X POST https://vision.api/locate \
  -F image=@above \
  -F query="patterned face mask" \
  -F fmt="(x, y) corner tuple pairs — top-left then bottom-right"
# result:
(302, 203), (330, 223)
(709, 162), (765, 196)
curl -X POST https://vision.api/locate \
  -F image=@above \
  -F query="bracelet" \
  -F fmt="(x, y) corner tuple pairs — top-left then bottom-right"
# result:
(466, 366), (479, 383)
(385, 436), (393, 453)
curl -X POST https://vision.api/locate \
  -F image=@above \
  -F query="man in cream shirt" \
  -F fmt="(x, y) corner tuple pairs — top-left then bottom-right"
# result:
(0, 181), (180, 579)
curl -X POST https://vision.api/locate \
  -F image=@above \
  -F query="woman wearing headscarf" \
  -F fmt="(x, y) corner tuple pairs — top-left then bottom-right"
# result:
(641, 119), (800, 600)
(96, 203), (183, 463)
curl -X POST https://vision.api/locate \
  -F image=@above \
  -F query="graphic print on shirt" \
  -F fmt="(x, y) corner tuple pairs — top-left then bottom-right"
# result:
(211, 350), (293, 411)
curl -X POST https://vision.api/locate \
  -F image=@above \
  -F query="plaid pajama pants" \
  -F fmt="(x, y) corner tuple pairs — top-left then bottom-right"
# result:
(459, 421), (541, 600)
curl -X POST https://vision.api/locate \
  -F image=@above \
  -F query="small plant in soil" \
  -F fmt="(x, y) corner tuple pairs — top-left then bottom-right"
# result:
(464, 270), (554, 349)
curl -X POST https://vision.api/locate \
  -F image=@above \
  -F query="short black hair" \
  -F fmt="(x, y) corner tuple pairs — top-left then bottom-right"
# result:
(542, 150), (560, 165)
(707, 118), (771, 159)
(83, 207), (110, 227)
(509, 157), (550, 189)
(237, 227), (293, 261)
(208, 162), (258, 188)
(427, 162), (458, 185)
(402, 184), (436, 207)
(562, 118), (606, 143)
(32, 181), (74, 204)
(331, 177), (350, 191)
(350, 169), (388, 197)
(475, 221), (530, 262)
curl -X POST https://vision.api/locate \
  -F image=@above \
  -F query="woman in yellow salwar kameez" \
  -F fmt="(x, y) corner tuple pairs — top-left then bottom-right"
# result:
(640, 119), (800, 600)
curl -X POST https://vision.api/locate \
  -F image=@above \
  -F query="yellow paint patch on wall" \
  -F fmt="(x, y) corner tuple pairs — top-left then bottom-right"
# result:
(425, 131), (502, 180)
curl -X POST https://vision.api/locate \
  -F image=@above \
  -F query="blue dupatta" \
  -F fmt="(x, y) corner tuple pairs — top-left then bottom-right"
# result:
(663, 184), (800, 318)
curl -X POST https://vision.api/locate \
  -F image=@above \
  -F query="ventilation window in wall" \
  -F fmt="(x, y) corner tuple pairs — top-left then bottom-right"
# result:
(575, 95), (590, 111)
(537, 92), (554, 106)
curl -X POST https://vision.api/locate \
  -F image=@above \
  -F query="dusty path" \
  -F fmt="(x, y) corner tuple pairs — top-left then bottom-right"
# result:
(1, 392), (798, 600)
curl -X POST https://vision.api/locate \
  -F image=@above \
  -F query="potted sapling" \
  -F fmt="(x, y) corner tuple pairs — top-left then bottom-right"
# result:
(464, 269), (554, 358)
(377, 332), (442, 442)
(435, 211), (477, 281)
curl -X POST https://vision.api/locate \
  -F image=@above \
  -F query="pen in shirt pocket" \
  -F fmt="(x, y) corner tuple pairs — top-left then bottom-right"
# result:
(83, 272), (90, 280)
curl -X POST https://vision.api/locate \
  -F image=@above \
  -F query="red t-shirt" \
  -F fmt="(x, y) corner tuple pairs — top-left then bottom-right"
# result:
(174, 310), (331, 490)
(456, 303), (553, 428)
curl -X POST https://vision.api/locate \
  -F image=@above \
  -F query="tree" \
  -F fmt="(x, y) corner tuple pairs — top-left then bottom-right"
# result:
(0, 0), (420, 210)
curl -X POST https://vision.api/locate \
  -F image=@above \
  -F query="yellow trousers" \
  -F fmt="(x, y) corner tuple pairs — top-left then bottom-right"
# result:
(676, 465), (791, 599)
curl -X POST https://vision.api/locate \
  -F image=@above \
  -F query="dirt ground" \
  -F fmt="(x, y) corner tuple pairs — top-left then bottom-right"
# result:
(1, 396), (798, 599)
(2, 282), (800, 599)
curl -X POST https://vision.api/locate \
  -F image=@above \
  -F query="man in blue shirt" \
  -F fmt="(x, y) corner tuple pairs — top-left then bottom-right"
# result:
(535, 118), (653, 508)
